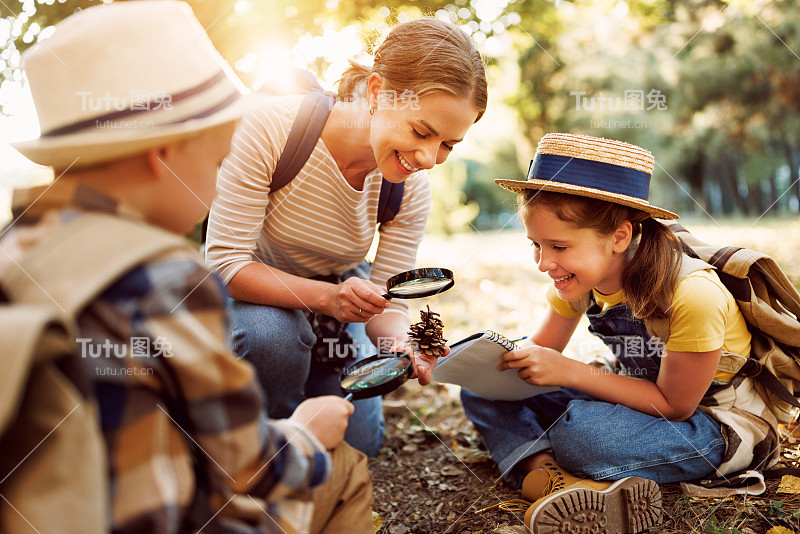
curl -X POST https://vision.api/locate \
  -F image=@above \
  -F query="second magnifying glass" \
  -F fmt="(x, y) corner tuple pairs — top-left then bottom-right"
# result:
(382, 267), (454, 299)
(341, 352), (413, 401)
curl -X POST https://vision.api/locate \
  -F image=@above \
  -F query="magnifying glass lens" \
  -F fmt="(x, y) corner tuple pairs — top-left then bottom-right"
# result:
(384, 267), (454, 299)
(341, 359), (408, 390)
(340, 353), (413, 400)
(389, 277), (452, 296)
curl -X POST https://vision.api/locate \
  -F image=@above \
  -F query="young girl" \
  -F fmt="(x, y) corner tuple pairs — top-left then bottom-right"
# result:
(464, 133), (779, 532)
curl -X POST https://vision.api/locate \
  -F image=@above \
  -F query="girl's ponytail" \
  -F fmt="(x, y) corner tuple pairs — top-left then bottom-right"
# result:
(623, 218), (683, 320)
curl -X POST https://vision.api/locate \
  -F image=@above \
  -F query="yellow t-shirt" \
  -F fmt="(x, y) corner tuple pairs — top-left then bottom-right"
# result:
(547, 270), (751, 382)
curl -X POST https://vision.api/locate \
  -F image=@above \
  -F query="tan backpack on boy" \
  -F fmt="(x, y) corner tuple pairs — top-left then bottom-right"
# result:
(0, 213), (191, 533)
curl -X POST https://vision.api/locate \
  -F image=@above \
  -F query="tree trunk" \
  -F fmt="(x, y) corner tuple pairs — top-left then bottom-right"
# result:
(783, 139), (800, 213)
(712, 160), (734, 215)
(747, 181), (765, 216)
(687, 151), (709, 215)
(765, 173), (779, 214)
(718, 155), (748, 215)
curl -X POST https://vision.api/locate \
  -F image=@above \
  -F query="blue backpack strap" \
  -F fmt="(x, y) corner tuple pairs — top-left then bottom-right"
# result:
(377, 179), (404, 224)
(271, 91), (404, 224)
(270, 92), (335, 193)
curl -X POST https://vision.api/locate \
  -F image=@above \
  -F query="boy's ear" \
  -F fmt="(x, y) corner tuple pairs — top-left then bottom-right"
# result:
(366, 72), (384, 111)
(612, 220), (633, 253)
(144, 145), (172, 179)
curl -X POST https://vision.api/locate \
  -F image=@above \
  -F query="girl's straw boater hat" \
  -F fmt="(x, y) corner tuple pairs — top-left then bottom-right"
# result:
(496, 133), (678, 220)
(12, 0), (268, 170)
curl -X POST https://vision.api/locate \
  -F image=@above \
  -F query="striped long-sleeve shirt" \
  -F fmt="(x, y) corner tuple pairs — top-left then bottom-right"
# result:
(205, 95), (432, 315)
(0, 182), (331, 534)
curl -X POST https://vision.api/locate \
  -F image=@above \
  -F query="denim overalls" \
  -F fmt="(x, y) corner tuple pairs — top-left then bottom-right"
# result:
(585, 293), (662, 381)
(461, 292), (727, 489)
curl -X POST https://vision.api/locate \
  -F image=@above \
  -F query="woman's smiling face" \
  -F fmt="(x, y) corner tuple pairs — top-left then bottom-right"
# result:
(367, 76), (480, 183)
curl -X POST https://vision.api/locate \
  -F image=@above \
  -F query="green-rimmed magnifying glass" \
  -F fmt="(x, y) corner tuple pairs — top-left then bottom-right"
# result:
(341, 352), (413, 401)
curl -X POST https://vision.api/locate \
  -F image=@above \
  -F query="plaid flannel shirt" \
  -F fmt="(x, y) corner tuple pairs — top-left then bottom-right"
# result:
(0, 182), (331, 534)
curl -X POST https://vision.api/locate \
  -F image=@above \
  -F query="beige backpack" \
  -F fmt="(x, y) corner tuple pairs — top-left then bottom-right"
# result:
(647, 224), (800, 424)
(0, 213), (191, 533)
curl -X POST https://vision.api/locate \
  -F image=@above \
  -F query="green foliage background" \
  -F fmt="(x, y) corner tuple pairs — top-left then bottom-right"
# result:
(3, 0), (799, 230)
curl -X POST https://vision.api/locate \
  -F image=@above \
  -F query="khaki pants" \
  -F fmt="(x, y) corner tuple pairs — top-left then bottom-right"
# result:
(310, 442), (374, 534)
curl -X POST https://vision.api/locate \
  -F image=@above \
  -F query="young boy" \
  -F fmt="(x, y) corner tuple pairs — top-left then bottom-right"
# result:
(0, 2), (372, 533)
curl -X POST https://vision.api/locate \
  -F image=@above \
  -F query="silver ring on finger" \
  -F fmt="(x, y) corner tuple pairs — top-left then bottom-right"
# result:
(357, 308), (362, 317)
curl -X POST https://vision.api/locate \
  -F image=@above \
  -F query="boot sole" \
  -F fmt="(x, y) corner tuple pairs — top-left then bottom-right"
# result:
(529, 476), (662, 533)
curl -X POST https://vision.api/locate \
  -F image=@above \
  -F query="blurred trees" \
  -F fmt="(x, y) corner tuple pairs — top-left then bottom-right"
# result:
(3, 0), (798, 219)
(511, 0), (800, 216)
(0, 0), (98, 114)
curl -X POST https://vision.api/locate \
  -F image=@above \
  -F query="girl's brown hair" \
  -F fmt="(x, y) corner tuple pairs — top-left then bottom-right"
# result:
(521, 190), (683, 320)
(337, 18), (488, 122)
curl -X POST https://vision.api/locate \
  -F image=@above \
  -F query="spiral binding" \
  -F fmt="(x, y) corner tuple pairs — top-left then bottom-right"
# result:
(485, 330), (517, 351)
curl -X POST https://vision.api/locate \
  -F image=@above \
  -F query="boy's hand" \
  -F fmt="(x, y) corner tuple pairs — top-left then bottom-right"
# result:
(499, 345), (573, 387)
(289, 396), (354, 450)
(324, 277), (389, 323)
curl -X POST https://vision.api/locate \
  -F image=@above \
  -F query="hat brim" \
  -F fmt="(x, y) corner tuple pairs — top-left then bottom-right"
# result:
(495, 178), (679, 220)
(11, 92), (271, 170)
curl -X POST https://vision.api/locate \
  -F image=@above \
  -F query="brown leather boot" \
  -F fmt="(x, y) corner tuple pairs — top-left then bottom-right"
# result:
(522, 458), (616, 500)
(523, 460), (662, 533)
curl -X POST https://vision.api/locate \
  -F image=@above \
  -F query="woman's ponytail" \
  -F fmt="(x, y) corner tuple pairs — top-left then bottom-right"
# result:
(334, 18), (487, 118)
(623, 218), (683, 320)
(336, 60), (372, 102)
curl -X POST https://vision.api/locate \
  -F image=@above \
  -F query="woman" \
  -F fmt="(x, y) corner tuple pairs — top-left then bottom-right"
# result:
(206, 17), (487, 456)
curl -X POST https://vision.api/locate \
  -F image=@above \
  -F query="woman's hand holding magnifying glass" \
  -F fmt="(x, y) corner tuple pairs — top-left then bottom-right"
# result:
(324, 277), (390, 323)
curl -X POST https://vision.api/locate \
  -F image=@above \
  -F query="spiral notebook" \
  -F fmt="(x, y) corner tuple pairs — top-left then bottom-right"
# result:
(431, 330), (560, 401)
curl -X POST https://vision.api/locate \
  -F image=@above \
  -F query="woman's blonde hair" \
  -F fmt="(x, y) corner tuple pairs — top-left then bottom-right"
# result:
(337, 18), (487, 122)
(520, 190), (683, 320)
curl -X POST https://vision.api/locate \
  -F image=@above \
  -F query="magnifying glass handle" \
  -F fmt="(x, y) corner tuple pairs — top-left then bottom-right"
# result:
(343, 393), (353, 402)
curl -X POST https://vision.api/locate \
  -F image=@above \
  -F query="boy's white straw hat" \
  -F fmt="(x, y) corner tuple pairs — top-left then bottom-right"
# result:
(496, 133), (678, 220)
(12, 0), (268, 170)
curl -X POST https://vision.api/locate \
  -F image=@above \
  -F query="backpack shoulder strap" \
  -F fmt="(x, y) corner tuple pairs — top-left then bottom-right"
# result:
(377, 179), (405, 225)
(271, 93), (406, 224)
(667, 222), (800, 344)
(643, 253), (713, 343)
(0, 305), (74, 432)
(4, 212), (193, 316)
(270, 92), (336, 193)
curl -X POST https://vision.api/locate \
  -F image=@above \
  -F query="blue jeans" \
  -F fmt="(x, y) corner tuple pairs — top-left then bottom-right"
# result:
(228, 299), (385, 457)
(461, 388), (726, 489)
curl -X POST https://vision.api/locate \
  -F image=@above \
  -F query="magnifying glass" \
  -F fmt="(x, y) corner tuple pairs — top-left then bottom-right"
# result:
(341, 352), (413, 401)
(383, 267), (455, 299)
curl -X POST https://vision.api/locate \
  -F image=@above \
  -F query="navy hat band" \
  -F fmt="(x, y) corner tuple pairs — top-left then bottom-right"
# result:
(529, 153), (651, 201)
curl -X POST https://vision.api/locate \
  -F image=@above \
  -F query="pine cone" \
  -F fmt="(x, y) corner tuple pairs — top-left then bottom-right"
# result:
(408, 305), (447, 358)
